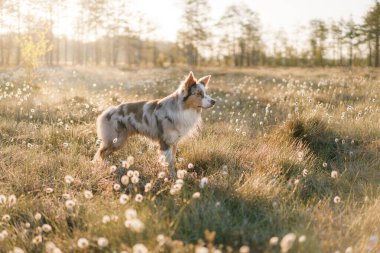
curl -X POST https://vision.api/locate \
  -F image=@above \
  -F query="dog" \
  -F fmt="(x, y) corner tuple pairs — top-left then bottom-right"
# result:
(93, 71), (215, 177)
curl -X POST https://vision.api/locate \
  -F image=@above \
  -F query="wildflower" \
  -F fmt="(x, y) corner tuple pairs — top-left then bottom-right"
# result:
(323, 162), (328, 168)
(331, 170), (338, 179)
(269, 236), (279, 245)
(97, 237), (109, 248)
(62, 193), (71, 199)
(135, 194), (143, 202)
(335, 138), (339, 143)
(131, 176), (139, 184)
(65, 199), (76, 209)
(280, 233), (296, 252)
(119, 194), (129, 204)
(127, 156), (135, 166)
(42, 224), (52, 233)
(64, 175), (74, 184)
(177, 169), (187, 179)
(125, 209), (137, 220)
(102, 215), (111, 224)
(156, 234), (165, 245)
(144, 183), (152, 192)
(109, 165), (117, 174)
(133, 243), (148, 253)
(133, 170), (139, 177)
(127, 170), (134, 177)
(298, 235), (306, 243)
(113, 183), (121, 191)
(8, 194), (17, 206)
(192, 192), (201, 199)
(84, 190), (93, 199)
(125, 219), (145, 233)
(121, 175), (129, 185)
(122, 160), (129, 168)
(334, 196), (341, 204)
(77, 238), (89, 249)
(36, 226), (42, 234)
(34, 212), (42, 221)
(195, 246), (209, 253)
(200, 177), (209, 188)
(2, 214), (10, 222)
(158, 171), (166, 179)
(175, 179), (184, 186)
(32, 235), (42, 244)
(45, 188), (54, 194)
(239, 246), (250, 253)
(0, 195), (6, 204)
(63, 142), (69, 148)
(187, 163), (194, 169)
(13, 247), (25, 253)
(111, 215), (118, 222)
(302, 169), (308, 177)
(345, 247), (353, 253)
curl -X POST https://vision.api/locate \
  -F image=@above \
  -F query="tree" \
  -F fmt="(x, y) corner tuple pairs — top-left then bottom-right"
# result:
(363, 1), (380, 67)
(177, 0), (211, 66)
(309, 19), (328, 66)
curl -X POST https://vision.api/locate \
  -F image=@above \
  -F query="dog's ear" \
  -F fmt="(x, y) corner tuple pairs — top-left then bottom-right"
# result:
(198, 75), (211, 87)
(184, 71), (196, 89)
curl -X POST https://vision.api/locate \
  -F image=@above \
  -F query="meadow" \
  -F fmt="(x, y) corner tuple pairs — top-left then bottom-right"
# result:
(0, 66), (379, 253)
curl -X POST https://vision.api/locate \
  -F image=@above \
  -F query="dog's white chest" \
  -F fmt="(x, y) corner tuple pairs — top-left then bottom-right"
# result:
(167, 110), (200, 143)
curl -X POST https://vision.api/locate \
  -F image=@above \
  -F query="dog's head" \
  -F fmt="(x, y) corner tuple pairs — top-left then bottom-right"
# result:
(180, 71), (215, 110)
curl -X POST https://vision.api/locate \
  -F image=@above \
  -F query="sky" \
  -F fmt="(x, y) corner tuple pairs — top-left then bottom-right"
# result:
(131, 0), (374, 42)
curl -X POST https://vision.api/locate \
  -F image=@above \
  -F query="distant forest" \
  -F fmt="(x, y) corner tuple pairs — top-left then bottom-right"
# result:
(1, 0), (380, 67)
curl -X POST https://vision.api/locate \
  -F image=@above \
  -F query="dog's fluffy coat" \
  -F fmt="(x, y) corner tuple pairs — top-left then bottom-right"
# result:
(93, 72), (215, 176)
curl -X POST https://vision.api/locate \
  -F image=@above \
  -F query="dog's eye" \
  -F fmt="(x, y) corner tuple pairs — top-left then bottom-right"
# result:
(196, 91), (202, 97)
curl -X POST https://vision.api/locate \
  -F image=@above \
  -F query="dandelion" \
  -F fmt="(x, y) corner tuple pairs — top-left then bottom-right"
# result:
(13, 247), (25, 253)
(239, 246), (250, 253)
(62, 193), (71, 200)
(335, 138), (339, 143)
(302, 169), (308, 177)
(84, 190), (93, 199)
(34, 212), (42, 221)
(345, 247), (353, 253)
(97, 237), (109, 248)
(192, 192), (201, 199)
(113, 138), (118, 144)
(187, 163), (194, 169)
(133, 243), (148, 253)
(24, 222), (30, 228)
(177, 169), (187, 179)
(109, 165), (117, 174)
(269, 236), (279, 245)
(158, 171), (166, 179)
(121, 175), (129, 185)
(298, 235), (306, 243)
(323, 162), (328, 168)
(32, 235), (42, 244)
(280, 233), (296, 253)
(125, 208), (137, 220)
(111, 215), (119, 222)
(125, 219), (145, 233)
(113, 183), (121, 191)
(0, 195), (6, 204)
(334, 196), (341, 204)
(8, 194), (17, 206)
(65, 199), (76, 209)
(64, 175), (74, 184)
(63, 142), (69, 148)
(2, 214), (10, 222)
(331, 170), (338, 179)
(119, 194), (129, 204)
(200, 177), (209, 188)
(157, 234), (165, 245)
(135, 194), (143, 202)
(77, 238), (89, 249)
(144, 183), (152, 192)
(45, 187), (54, 194)
(102, 215), (111, 224)
(195, 246), (209, 253)
(45, 242), (57, 253)
(42, 224), (52, 233)
(127, 156), (135, 166)
(131, 176), (139, 184)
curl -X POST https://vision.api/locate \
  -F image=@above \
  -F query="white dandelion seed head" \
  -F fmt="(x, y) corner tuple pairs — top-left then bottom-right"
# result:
(239, 246), (250, 253)
(45, 187), (54, 194)
(102, 215), (111, 224)
(34, 212), (42, 221)
(62, 193), (71, 200)
(298, 235), (306, 243)
(127, 170), (134, 177)
(133, 243), (148, 253)
(125, 219), (145, 233)
(144, 183), (152, 192)
(97, 237), (109, 248)
(113, 183), (121, 191)
(111, 215), (119, 222)
(334, 196), (341, 204)
(121, 160), (129, 168)
(42, 224), (52, 233)
(63, 142), (69, 148)
(8, 194), (17, 206)
(323, 162), (328, 168)
(133, 170), (139, 177)
(131, 176), (139, 184)
(158, 171), (166, 179)
(135, 194), (143, 202)
(121, 175), (129, 185)
(2, 214), (11, 222)
(64, 175), (74, 184)
(119, 194), (129, 204)
(77, 238), (89, 249)
(269, 236), (279, 245)
(84, 190), (93, 199)
(200, 177), (209, 188)
(127, 156), (135, 166)
(12, 247), (25, 253)
(187, 163), (194, 169)
(109, 165), (117, 174)
(113, 138), (118, 144)
(125, 208), (137, 220)
(280, 233), (296, 253)
(192, 192), (201, 199)
(177, 169), (187, 179)
(331, 170), (338, 179)
(65, 200), (76, 209)
(345, 247), (353, 253)
(175, 179), (184, 186)
(195, 246), (209, 253)
(32, 235), (42, 244)
(45, 241), (57, 253)
(156, 234), (165, 245)
(302, 169), (308, 177)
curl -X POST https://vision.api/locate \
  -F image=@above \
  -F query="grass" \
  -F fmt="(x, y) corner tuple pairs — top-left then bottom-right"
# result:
(0, 66), (379, 253)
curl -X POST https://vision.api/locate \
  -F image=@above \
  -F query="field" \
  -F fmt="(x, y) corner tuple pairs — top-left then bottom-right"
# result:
(0, 66), (379, 253)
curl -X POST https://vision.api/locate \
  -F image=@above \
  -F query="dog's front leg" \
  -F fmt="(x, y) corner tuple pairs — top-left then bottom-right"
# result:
(159, 141), (176, 178)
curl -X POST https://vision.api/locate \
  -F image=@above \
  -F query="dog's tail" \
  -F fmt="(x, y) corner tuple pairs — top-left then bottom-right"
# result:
(96, 106), (118, 145)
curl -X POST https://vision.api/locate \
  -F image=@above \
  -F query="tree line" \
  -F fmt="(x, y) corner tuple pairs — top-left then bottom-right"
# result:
(0, 0), (380, 68)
